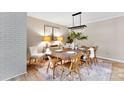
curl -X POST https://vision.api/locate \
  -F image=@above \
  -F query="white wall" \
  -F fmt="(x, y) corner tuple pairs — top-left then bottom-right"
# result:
(0, 13), (27, 80)
(81, 16), (124, 62)
(27, 16), (68, 48)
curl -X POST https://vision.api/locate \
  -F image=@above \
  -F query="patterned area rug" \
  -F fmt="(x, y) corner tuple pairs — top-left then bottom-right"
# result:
(38, 60), (112, 81)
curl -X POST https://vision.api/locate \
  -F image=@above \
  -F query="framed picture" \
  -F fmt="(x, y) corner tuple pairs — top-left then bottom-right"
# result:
(44, 25), (60, 41)
(53, 27), (60, 35)
(44, 25), (53, 36)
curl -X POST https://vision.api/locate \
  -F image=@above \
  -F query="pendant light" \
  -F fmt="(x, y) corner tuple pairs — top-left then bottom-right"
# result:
(68, 12), (87, 30)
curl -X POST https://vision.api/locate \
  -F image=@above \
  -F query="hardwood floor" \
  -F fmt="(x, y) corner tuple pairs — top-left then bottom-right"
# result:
(9, 59), (124, 81)
(111, 62), (124, 80)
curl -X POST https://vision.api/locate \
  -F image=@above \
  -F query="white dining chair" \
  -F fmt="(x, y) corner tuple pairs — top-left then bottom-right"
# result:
(81, 46), (97, 66)
(88, 47), (95, 58)
(88, 46), (97, 64)
(29, 46), (45, 64)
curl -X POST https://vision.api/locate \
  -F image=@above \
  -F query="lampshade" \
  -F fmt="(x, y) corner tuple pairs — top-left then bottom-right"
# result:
(43, 36), (51, 41)
(56, 36), (63, 41)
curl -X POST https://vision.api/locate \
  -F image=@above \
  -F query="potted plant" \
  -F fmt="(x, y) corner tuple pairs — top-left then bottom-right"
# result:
(66, 31), (88, 44)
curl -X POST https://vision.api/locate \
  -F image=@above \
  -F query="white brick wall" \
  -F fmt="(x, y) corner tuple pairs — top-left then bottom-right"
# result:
(0, 13), (26, 80)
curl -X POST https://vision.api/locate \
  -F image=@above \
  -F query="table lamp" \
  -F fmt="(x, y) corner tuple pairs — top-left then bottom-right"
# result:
(42, 36), (51, 48)
(43, 36), (51, 41)
(56, 36), (63, 41)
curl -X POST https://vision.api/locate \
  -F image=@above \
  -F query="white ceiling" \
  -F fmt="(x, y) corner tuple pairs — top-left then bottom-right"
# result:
(28, 12), (124, 27)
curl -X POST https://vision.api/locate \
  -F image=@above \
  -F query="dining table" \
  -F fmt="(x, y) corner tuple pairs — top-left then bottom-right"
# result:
(49, 48), (86, 60)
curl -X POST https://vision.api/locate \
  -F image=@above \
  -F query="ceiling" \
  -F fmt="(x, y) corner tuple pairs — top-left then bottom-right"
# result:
(28, 12), (124, 27)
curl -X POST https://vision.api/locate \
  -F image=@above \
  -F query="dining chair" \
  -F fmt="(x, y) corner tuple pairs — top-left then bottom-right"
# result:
(47, 56), (62, 79)
(29, 46), (45, 64)
(88, 46), (97, 64)
(60, 52), (83, 80)
(80, 46), (89, 65)
(83, 46), (97, 65)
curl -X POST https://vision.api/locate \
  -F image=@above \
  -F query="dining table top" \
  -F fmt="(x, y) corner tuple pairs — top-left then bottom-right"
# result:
(50, 48), (85, 60)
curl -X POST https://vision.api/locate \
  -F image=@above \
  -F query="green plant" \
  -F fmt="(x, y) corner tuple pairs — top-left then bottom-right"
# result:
(66, 31), (88, 43)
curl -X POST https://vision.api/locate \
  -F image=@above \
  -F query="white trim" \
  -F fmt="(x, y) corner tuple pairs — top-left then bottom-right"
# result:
(97, 56), (124, 63)
(3, 71), (27, 81)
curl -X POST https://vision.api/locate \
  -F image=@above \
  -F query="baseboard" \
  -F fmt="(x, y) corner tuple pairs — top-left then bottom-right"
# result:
(97, 56), (124, 63)
(3, 71), (27, 81)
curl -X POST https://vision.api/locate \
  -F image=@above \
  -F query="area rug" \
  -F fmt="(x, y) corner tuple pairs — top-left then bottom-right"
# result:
(38, 60), (112, 81)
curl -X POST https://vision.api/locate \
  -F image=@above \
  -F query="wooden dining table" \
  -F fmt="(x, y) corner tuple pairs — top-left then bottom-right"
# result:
(50, 48), (85, 60)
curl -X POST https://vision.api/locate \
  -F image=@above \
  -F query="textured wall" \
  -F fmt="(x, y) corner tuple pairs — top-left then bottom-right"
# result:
(0, 13), (27, 80)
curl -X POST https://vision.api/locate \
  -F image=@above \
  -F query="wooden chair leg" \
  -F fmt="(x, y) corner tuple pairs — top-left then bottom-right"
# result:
(86, 58), (91, 65)
(53, 66), (55, 79)
(93, 57), (97, 65)
(46, 62), (50, 73)
(60, 67), (64, 80)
